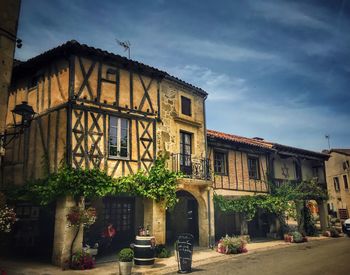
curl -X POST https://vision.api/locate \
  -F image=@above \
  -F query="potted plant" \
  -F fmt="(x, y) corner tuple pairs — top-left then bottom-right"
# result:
(118, 248), (134, 275)
(71, 250), (95, 270)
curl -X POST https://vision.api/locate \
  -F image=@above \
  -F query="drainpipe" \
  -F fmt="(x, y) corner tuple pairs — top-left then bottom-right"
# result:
(203, 95), (212, 248)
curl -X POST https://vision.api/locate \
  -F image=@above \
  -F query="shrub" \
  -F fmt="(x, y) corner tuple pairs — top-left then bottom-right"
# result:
(290, 231), (303, 243)
(329, 227), (340, 238)
(217, 235), (248, 254)
(71, 251), (95, 270)
(118, 248), (134, 262)
(155, 245), (171, 258)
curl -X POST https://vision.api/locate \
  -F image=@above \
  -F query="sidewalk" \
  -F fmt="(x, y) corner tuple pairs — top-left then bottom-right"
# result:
(0, 236), (330, 275)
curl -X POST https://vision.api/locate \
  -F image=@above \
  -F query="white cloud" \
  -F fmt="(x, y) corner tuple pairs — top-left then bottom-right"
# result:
(169, 38), (276, 62)
(207, 98), (350, 151)
(249, 0), (332, 32)
(169, 65), (248, 102)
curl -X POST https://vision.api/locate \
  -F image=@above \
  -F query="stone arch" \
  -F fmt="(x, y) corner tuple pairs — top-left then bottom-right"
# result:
(166, 188), (209, 246)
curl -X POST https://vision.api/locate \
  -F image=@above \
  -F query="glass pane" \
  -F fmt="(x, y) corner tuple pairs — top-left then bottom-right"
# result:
(184, 133), (190, 145)
(121, 118), (128, 129)
(120, 147), (128, 157)
(109, 136), (117, 146)
(110, 116), (118, 127)
(109, 126), (117, 137)
(109, 146), (118, 156)
(185, 145), (191, 155)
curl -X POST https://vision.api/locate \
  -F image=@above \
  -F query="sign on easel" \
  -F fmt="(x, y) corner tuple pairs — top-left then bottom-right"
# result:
(176, 233), (194, 274)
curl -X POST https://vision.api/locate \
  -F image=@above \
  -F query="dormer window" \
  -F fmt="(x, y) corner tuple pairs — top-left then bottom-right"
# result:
(181, 96), (191, 116)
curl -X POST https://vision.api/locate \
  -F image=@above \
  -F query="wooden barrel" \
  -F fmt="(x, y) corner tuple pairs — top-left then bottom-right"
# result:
(133, 236), (156, 265)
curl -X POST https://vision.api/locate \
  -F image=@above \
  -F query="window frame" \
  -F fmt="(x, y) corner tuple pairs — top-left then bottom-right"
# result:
(333, 177), (340, 192)
(343, 175), (349, 190)
(213, 151), (228, 175)
(248, 156), (260, 180)
(181, 96), (192, 116)
(108, 116), (130, 160)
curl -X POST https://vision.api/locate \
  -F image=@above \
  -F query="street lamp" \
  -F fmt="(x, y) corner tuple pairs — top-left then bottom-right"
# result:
(12, 101), (35, 128)
(0, 101), (36, 151)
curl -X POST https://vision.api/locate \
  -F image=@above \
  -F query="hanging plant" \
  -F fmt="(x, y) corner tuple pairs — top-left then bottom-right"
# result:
(0, 192), (17, 233)
(67, 206), (97, 228)
(0, 206), (17, 233)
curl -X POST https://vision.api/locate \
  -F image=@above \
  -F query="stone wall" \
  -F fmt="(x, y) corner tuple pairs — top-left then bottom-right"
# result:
(0, 0), (21, 133)
(325, 151), (350, 216)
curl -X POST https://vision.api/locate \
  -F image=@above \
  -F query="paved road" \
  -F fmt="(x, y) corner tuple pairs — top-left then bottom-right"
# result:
(173, 237), (350, 275)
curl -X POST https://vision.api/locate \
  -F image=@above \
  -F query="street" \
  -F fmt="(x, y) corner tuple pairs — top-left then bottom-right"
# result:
(173, 238), (350, 275)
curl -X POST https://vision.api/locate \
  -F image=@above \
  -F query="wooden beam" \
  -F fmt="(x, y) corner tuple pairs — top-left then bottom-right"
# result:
(69, 55), (75, 99)
(54, 109), (60, 172)
(129, 70), (133, 110)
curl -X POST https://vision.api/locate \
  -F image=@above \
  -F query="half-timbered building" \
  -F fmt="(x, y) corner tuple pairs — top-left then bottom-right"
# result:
(207, 129), (329, 240)
(1, 40), (213, 265)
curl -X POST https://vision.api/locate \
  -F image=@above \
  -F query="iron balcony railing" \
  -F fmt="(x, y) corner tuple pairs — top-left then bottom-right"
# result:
(171, 153), (211, 181)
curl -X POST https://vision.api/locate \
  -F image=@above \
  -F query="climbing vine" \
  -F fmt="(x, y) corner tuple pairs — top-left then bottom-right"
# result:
(17, 154), (181, 209)
(214, 179), (328, 233)
(214, 194), (292, 221)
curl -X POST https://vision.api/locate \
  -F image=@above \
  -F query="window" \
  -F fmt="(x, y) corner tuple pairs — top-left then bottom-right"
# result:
(333, 177), (340, 192)
(214, 151), (227, 175)
(180, 131), (192, 175)
(294, 161), (301, 180)
(248, 157), (260, 180)
(343, 175), (349, 190)
(109, 116), (129, 158)
(181, 96), (191, 116)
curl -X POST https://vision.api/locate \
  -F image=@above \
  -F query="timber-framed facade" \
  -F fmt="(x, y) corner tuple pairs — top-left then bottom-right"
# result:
(207, 129), (330, 240)
(1, 40), (214, 266)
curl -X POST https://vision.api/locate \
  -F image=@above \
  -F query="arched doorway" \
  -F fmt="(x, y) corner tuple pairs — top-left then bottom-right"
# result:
(166, 190), (199, 245)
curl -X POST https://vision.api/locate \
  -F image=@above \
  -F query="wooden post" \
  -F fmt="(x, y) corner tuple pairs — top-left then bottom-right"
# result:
(317, 200), (329, 232)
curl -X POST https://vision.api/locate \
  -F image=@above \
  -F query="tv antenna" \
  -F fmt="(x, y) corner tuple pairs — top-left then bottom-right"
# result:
(325, 134), (331, 150)
(116, 39), (131, 59)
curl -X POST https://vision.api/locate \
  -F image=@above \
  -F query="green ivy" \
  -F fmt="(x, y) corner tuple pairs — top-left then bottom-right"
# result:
(214, 179), (328, 222)
(17, 154), (181, 209)
(214, 194), (291, 221)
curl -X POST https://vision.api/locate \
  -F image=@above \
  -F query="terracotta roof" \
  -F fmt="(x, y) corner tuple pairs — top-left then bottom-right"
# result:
(207, 129), (329, 159)
(271, 143), (329, 159)
(13, 40), (207, 97)
(207, 129), (273, 149)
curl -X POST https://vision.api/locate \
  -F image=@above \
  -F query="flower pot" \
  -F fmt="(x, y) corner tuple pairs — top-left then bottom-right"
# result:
(119, 261), (133, 275)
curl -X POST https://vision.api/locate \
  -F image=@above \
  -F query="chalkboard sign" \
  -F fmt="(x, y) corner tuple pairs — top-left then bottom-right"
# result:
(176, 233), (194, 274)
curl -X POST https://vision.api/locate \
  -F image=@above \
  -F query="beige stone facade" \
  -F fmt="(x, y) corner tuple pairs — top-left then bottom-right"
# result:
(2, 41), (213, 266)
(324, 149), (350, 220)
(0, 0), (21, 134)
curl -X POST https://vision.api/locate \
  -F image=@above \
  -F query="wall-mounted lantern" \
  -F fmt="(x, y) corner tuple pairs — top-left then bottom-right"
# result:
(0, 101), (36, 152)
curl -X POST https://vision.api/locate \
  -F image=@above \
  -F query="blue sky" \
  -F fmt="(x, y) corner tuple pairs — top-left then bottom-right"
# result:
(15, 0), (350, 152)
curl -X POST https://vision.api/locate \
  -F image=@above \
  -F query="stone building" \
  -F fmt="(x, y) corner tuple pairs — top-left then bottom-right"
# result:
(0, 0), (21, 133)
(1, 40), (214, 266)
(207, 129), (329, 240)
(324, 149), (350, 220)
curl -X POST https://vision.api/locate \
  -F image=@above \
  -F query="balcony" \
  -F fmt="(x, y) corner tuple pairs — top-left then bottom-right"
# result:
(171, 153), (211, 181)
